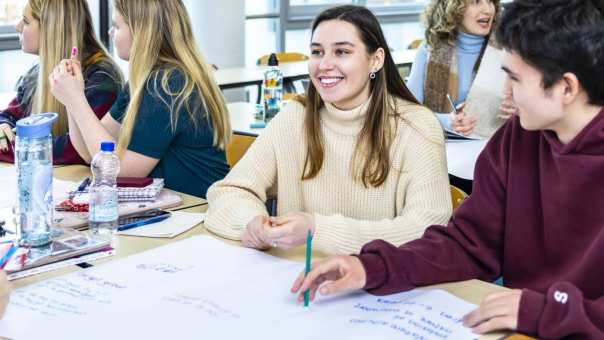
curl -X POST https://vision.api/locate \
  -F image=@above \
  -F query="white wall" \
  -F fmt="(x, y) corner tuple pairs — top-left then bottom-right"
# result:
(183, 0), (245, 68)
(0, 50), (37, 93)
(183, 0), (246, 101)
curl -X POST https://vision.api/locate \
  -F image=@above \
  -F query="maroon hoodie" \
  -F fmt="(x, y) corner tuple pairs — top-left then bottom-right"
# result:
(358, 110), (604, 339)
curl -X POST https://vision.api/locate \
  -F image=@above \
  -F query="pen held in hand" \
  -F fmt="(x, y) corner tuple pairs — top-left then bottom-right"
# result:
(446, 93), (458, 116)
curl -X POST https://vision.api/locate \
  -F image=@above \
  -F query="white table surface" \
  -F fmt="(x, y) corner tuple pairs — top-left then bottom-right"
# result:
(227, 101), (487, 180)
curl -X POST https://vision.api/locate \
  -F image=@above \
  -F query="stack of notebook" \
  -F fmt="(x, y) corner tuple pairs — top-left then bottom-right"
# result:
(115, 178), (165, 202)
(71, 178), (165, 203)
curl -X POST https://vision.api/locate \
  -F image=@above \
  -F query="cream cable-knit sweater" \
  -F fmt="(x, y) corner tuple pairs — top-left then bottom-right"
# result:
(205, 97), (452, 254)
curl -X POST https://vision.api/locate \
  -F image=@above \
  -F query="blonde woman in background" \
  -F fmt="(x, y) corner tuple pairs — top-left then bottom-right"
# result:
(0, 0), (122, 164)
(205, 5), (451, 255)
(49, 0), (231, 198)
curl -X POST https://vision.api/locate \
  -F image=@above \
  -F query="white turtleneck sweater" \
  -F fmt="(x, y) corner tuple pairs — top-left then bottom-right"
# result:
(205, 97), (452, 254)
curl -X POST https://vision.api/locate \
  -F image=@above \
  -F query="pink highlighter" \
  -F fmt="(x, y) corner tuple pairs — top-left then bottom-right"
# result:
(69, 46), (78, 76)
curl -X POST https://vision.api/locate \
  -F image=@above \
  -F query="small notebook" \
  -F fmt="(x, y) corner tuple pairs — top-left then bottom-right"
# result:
(72, 178), (165, 203)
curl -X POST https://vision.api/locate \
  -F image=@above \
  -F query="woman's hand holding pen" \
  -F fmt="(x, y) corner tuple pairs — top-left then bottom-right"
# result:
(266, 212), (315, 250)
(49, 47), (86, 110)
(291, 255), (366, 303)
(450, 102), (477, 135)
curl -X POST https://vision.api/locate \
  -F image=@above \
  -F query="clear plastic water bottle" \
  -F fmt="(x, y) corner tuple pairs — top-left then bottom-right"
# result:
(262, 53), (283, 121)
(15, 113), (58, 248)
(89, 141), (120, 235)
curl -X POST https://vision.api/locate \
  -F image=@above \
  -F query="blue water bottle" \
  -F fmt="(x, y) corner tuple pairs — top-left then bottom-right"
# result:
(15, 113), (58, 247)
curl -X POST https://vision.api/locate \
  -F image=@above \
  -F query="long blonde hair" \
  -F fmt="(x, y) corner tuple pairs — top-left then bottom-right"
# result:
(114, 0), (231, 154)
(423, 0), (501, 49)
(28, 0), (118, 136)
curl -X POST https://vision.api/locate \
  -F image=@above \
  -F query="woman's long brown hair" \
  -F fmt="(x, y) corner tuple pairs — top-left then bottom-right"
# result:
(299, 5), (419, 188)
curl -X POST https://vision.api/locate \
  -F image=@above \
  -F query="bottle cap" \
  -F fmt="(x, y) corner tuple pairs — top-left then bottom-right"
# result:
(16, 112), (58, 138)
(268, 53), (279, 66)
(100, 141), (115, 152)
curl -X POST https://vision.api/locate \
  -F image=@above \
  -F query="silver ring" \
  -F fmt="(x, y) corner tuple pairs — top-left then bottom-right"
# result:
(272, 241), (277, 248)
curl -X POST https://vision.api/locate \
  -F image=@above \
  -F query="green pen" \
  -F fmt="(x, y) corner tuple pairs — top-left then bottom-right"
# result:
(303, 229), (312, 309)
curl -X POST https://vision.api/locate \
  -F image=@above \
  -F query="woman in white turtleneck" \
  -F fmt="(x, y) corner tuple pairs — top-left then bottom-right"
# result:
(407, 0), (502, 135)
(205, 6), (451, 255)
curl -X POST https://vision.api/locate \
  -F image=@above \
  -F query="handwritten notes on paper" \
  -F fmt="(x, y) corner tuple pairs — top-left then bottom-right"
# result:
(347, 292), (477, 339)
(0, 236), (478, 340)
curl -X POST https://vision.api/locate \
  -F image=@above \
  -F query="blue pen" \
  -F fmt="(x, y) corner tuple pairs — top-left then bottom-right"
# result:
(303, 229), (312, 309)
(77, 177), (91, 192)
(117, 211), (171, 232)
(70, 177), (90, 199)
(0, 245), (17, 269)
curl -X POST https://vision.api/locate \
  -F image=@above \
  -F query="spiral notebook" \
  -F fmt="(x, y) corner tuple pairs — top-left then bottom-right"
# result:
(71, 178), (165, 203)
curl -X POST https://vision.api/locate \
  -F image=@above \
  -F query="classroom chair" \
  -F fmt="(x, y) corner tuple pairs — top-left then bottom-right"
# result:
(225, 134), (278, 216)
(256, 52), (309, 66)
(450, 185), (468, 210)
(226, 134), (256, 167)
(407, 39), (423, 50)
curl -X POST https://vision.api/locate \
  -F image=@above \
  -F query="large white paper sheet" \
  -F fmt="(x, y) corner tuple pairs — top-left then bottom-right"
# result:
(0, 236), (480, 340)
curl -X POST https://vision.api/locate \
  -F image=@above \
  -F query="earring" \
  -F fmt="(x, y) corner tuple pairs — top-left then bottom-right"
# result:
(369, 71), (376, 79)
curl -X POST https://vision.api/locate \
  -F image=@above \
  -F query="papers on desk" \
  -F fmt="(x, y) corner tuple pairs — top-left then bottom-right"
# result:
(436, 113), (482, 141)
(446, 139), (488, 180)
(117, 211), (205, 238)
(0, 236), (479, 340)
(0, 166), (77, 209)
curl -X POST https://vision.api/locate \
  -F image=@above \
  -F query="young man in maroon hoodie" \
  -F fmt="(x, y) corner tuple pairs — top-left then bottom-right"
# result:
(291, 0), (604, 338)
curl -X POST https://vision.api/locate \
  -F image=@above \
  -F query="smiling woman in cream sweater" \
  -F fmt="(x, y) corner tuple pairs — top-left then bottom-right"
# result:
(205, 5), (451, 255)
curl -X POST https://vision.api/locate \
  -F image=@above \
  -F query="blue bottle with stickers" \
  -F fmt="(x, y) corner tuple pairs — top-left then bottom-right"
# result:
(15, 112), (58, 247)
(89, 142), (120, 235)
